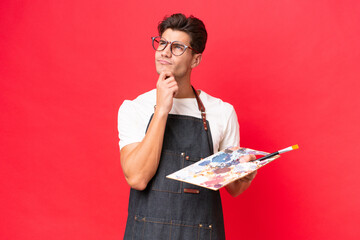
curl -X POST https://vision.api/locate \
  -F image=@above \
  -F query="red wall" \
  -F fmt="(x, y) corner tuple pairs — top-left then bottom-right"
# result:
(1, 0), (359, 239)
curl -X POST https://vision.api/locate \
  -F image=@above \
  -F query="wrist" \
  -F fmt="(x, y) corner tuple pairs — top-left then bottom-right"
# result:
(154, 105), (169, 118)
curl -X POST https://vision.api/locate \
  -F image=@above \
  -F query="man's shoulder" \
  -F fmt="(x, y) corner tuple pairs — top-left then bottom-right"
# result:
(131, 89), (157, 103)
(120, 89), (156, 107)
(200, 90), (234, 114)
(118, 89), (156, 116)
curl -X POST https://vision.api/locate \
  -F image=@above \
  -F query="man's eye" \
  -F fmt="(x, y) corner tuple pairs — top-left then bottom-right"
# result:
(159, 40), (167, 46)
(173, 44), (185, 50)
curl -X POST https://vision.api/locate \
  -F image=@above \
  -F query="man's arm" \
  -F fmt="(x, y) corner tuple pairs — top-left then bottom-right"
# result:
(120, 72), (178, 191)
(219, 106), (257, 197)
(225, 154), (257, 197)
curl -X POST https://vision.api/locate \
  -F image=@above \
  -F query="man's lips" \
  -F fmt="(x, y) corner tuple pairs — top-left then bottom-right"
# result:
(157, 59), (172, 65)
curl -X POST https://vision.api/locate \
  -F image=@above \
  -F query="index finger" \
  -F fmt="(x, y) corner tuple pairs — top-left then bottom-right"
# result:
(160, 71), (174, 79)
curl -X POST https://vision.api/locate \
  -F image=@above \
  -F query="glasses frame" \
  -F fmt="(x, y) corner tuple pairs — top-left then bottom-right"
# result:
(151, 36), (199, 56)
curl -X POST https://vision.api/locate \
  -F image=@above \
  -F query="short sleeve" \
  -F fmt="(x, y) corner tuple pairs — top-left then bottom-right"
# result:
(219, 106), (240, 150)
(117, 100), (147, 150)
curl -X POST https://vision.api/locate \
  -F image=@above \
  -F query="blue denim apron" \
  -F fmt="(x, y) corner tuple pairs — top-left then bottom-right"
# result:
(124, 87), (225, 240)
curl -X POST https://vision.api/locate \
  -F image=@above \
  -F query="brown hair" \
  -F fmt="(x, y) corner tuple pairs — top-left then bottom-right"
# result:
(158, 13), (207, 54)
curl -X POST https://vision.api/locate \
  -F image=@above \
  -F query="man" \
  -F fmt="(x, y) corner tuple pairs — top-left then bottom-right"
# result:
(118, 13), (257, 240)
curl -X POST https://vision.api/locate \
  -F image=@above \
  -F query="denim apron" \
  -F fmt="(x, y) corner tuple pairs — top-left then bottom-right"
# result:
(124, 87), (226, 240)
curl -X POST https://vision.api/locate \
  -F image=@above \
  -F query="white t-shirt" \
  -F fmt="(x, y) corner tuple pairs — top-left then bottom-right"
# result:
(117, 89), (240, 154)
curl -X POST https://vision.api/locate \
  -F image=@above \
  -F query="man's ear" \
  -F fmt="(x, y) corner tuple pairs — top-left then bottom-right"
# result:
(191, 54), (202, 69)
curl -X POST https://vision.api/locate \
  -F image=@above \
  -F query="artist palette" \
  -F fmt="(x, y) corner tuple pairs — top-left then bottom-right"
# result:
(167, 146), (280, 190)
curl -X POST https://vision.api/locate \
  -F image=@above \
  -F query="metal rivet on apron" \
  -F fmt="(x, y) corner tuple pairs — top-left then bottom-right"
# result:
(199, 224), (203, 227)
(185, 156), (189, 160)
(209, 225), (212, 228)
(181, 152), (185, 156)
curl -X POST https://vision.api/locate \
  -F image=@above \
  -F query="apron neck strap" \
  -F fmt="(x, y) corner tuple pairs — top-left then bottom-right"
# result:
(191, 86), (208, 131)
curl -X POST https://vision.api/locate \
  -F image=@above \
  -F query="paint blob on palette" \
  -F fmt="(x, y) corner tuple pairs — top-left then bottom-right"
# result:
(166, 146), (280, 191)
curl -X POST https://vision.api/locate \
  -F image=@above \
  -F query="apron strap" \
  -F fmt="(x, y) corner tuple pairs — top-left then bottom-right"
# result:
(191, 86), (208, 131)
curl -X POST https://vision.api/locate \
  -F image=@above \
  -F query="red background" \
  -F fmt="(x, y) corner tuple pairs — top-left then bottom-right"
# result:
(1, 0), (359, 239)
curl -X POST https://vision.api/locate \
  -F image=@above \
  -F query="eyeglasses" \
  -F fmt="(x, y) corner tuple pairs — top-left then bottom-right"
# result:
(151, 36), (199, 56)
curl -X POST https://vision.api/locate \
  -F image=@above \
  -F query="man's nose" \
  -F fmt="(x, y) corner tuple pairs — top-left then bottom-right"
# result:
(161, 43), (172, 57)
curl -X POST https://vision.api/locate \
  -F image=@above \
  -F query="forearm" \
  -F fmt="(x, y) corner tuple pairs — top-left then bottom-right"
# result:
(120, 71), (178, 190)
(121, 109), (168, 190)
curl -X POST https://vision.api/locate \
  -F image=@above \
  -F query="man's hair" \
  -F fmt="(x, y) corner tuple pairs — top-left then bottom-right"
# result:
(158, 13), (207, 54)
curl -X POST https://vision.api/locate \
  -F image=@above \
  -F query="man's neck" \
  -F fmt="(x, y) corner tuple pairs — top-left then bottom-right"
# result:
(174, 78), (195, 98)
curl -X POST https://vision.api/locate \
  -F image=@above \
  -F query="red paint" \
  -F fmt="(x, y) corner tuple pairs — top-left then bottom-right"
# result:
(204, 176), (226, 188)
(213, 167), (232, 174)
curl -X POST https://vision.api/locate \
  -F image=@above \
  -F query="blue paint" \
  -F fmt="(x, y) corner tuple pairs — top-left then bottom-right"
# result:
(199, 160), (210, 166)
(211, 153), (231, 163)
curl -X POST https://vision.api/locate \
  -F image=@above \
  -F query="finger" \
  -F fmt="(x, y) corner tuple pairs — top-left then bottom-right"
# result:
(167, 80), (178, 91)
(244, 170), (257, 181)
(249, 170), (257, 179)
(172, 85), (179, 97)
(162, 71), (174, 79)
(159, 71), (167, 80)
(157, 77), (175, 90)
(166, 79), (178, 88)
(239, 154), (253, 163)
(157, 72), (166, 87)
(244, 154), (256, 162)
(163, 76), (176, 84)
(158, 71), (172, 83)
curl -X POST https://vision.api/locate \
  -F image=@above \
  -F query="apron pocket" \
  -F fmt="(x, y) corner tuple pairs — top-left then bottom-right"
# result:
(132, 215), (212, 240)
(132, 216), (171, 240)
(170, 219), (212, 240)
(151, 150), (183, 193)
(182, 155), (205, 193)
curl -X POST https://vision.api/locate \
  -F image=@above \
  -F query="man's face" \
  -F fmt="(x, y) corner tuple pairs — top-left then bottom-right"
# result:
(155, 29), (198, 80)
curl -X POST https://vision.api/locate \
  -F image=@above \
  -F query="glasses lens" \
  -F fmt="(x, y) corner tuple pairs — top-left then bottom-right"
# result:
(152, 37), (167, 51)
(171, 42), (186, 56)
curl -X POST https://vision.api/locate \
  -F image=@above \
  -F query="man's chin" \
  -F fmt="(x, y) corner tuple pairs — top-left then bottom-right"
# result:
(156, 66), (174, 75)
